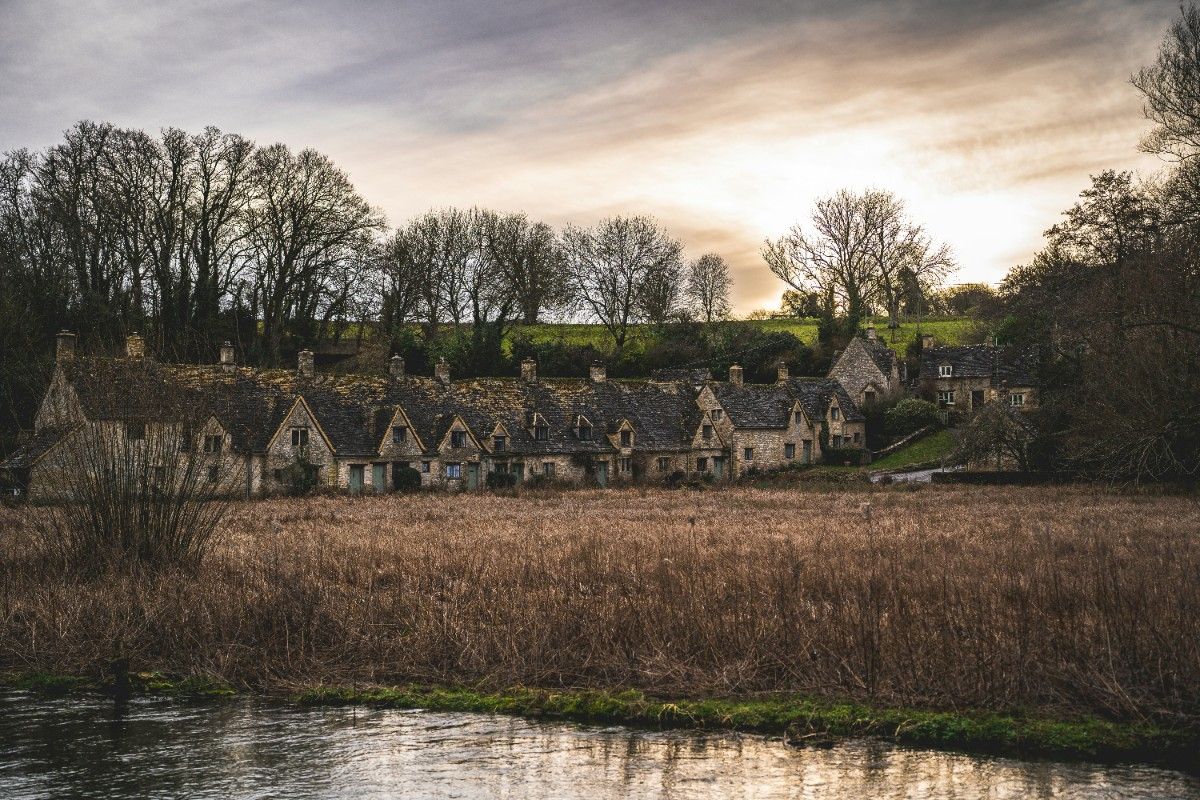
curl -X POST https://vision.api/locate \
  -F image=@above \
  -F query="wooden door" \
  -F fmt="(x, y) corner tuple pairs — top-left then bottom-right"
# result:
(349, 464), (364, 494)
(372, 463), (386, 493)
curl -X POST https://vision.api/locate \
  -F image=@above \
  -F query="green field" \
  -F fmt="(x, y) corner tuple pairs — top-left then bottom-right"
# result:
(870, 429), (958, 471)
(508, 316), (977, 353)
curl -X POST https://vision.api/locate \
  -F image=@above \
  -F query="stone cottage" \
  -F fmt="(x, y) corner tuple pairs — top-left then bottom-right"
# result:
(917, 337), (1038, 413)
(828, 322), (904, 406)
(1, 332), (867, 498)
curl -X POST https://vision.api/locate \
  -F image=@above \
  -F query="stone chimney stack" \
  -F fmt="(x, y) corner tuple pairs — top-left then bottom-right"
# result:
(920, 333), (937, 350)
(389, 355), (405, 378)
(298, 349), (315, 378)
(776, 363), (789, 383)
(435, 357), (451, 385)
(729, 364), (743, 386)
(219, 341), (236, 370)
(125, 333), (145, 360)
(866, 322), (877, 340)
(520, 357), (537, 382)
(589, 361), (607, 383)
(55, 330), (76, 363)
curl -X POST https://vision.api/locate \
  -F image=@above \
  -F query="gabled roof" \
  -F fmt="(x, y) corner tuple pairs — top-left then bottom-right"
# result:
(859, 337), (897, 375)
(786, 378), (866, 422)
(920, 345), (1039, 387)
(0, 427), (73, 470)
(708, 382), (795, 428)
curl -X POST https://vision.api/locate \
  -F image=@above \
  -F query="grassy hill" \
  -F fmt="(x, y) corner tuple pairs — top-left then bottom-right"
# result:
(507, 316), (978, 353)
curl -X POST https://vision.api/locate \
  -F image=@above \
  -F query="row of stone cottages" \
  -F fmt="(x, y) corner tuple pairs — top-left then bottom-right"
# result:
(1, 332), (868, 498)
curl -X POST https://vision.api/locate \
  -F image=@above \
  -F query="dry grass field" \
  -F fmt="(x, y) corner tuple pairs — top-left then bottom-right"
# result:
(2, 485), (1198, 728)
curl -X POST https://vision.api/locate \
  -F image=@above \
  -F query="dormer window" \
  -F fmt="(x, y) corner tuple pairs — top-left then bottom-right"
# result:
(711, 409), (724, 421)
(494, 435), (506, 451)
(939, 364), (953, 378)
(450, 430), (466, 448)
(1009, 393), (1025, 407)
(392, 425), (407, 444)
(702, 424), (713, 440)
(620, 430), (632, 447)
(203, 434), (223, 454)
(578, 423), (592, 441)
(534, 424), (548, 441)
(830, 406), (840, 421)
(290, 427), (309, 448)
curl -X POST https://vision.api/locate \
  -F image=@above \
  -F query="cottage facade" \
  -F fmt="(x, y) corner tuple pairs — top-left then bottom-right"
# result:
(917, 339), (1038, 413)
(2, 333), (867, 498)
(828, 324), (904, 406)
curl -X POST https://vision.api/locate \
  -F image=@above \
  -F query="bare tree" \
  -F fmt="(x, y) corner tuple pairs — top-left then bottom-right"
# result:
(561, 216), (682, 355)
(684, 253), (732, 323)
(762, 189), (880, 323)
(1133, 4), (1200, 159)
(483, 211), (566, 325)
(862, 190), (954, 330)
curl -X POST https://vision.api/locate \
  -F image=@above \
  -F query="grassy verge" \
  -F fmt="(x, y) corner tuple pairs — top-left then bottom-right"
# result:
(2, 671), (1193, 770)
(870, 430), (958, 472)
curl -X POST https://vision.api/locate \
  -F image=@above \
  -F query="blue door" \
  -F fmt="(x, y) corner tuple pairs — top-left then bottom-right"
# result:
(349, 464), (364, 494)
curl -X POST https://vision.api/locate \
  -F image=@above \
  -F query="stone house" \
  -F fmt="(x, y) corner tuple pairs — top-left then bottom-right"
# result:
(917, 338), (1038, 413)
(828, 323), (904, 406)
(2, 332), (867, 498)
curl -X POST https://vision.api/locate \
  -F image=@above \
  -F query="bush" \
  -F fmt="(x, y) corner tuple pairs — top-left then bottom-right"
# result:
(885, 398), (940, 438)
(392, 465), (422, 492)
(486, 471), (518, 490)
(821, 447), (865, 466)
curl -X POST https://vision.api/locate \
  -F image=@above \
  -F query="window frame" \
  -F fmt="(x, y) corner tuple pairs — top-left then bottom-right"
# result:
(493, 435), (506, 451)
(450, 430), (467, 448)
(620, 430), (632, 447)
(1009, 393), (1025, 407)
(938, 390), (956, 406)
(657, 456), (671, 472)
(290, 427), (309, 448)
(743, 447), (754, 461)
(392, 425), (407, 444)
(702, 424), (713, 440)
(421, 461), (431, 473)
(542, 461), (555, 476)
(203, 434), (223, 454)
(784, 443), (795, 460)
(445, 462), (462, 480)
(938, 364), (953, 378)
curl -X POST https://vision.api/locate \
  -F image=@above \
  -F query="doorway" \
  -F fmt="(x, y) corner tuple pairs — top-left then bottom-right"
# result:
(349, 464), (364, 494)
(595, 461), (609, 487)
(467, 462), (480, 490)
(372, 463), (386, 493)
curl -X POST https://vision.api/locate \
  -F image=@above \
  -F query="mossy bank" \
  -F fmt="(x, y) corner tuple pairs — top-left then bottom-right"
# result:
(3, 672), (1194, 772)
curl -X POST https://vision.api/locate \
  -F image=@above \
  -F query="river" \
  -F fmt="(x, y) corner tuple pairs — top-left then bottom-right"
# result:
(1, 692), (1196, 799)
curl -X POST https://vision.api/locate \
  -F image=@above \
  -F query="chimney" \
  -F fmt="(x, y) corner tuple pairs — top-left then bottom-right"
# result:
(389, 355), (405, 378)
(298, 349), (315, 378)
(729, 364), (743, 386)
(589, 361), (607, 383)
(776, 363), (789, 383)
(920, 333), (936, 350)
(219, 341), (236, 370)
(520, 357), (537, 382)
(435, 357), (451, 385)
(125, 333), (145, 360)
(866, 322), (877, 340)
(55, 330), (76, 362)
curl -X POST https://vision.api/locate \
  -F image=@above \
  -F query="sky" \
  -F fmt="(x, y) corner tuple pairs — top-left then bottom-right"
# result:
(0, 0), (1177, 313)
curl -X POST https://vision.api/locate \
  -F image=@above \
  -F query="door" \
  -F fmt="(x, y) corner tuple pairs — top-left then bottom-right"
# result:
(349, 464), (364, 494)
(372, 463), (386, 493)
(802, 440), (812, 464)
(595, 461), (609, 487)
(467, 462), (479, 490)
(713, 456), (725, 479)
(391, 462), (409, 489)
(971, 390), (985, 409)
(513, 463), (525, 482)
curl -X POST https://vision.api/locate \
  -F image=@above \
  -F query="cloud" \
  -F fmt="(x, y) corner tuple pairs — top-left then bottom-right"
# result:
(0, 0), (1177, 312)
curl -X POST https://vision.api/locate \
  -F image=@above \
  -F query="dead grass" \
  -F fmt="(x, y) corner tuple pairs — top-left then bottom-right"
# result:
(1, 485), (1198, 727)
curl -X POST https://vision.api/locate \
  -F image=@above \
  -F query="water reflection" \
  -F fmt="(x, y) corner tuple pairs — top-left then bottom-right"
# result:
(0, 692), (1196, 799)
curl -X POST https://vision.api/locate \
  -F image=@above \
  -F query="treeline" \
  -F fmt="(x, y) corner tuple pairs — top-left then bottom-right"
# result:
(980, 5), (1200, 483)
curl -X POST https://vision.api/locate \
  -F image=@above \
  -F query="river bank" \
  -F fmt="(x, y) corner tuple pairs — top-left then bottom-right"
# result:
(3, 672), (1196, 771)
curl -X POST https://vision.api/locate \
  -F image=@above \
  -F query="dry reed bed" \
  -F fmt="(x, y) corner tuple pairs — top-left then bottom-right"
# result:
(1, 486), (1198, 725)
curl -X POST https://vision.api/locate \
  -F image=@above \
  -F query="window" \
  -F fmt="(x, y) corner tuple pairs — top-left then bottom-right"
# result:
(493, 435), (506, 451)
(207, 465), (219, 482)
(697, 457), (708, 472)
(743, 447), (754, 461)
(542, 461), (555, 476)
(534, 424), (548, 441)
(939, 364), (953, 378)
(620, 430), (632, 447)
(938, 390), (956, 406)
(290, 427), (309, 448)
(446, 463), (462, 479)
(620, 457), (632, 473)
(1009, 393), (1025, 407)
(392, 425), (407, 444)
(785, 443), (795, 459)
(793, 412), (803, 426)
(126, 421), (146, 441)
(203, 434), (223, 454)
(864, 391), (876, 404)
(702, 424), (712, 440)
(853, 432), (861, 444)
(421, 461), (431, 473)
(832, 435), (843, 448)
(711, 409), (723, 421)
(495, 461), (509, 474)
(450, 430), (466, 448)
(657, 457), (671, 472)
(830, 407), (840, 421)
(578, 423), (592, 440)
(273, 469), (284, 482)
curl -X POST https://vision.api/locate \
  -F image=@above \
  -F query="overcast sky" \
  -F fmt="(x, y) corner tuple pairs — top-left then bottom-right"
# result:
(0, 0), (1176, 312)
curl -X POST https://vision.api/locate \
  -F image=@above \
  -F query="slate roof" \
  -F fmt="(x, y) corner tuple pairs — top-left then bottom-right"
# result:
(860, 337), (897, 375)
(0, 428), (72, 470)
(920, 345), (1039, 387)
(47, 356), (862, 458)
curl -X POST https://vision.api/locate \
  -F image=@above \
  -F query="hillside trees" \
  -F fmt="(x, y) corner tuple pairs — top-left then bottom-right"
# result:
(684, 253), (733, 322)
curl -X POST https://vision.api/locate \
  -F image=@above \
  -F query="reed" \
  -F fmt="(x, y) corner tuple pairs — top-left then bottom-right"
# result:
(1, 485), (1197, 727)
